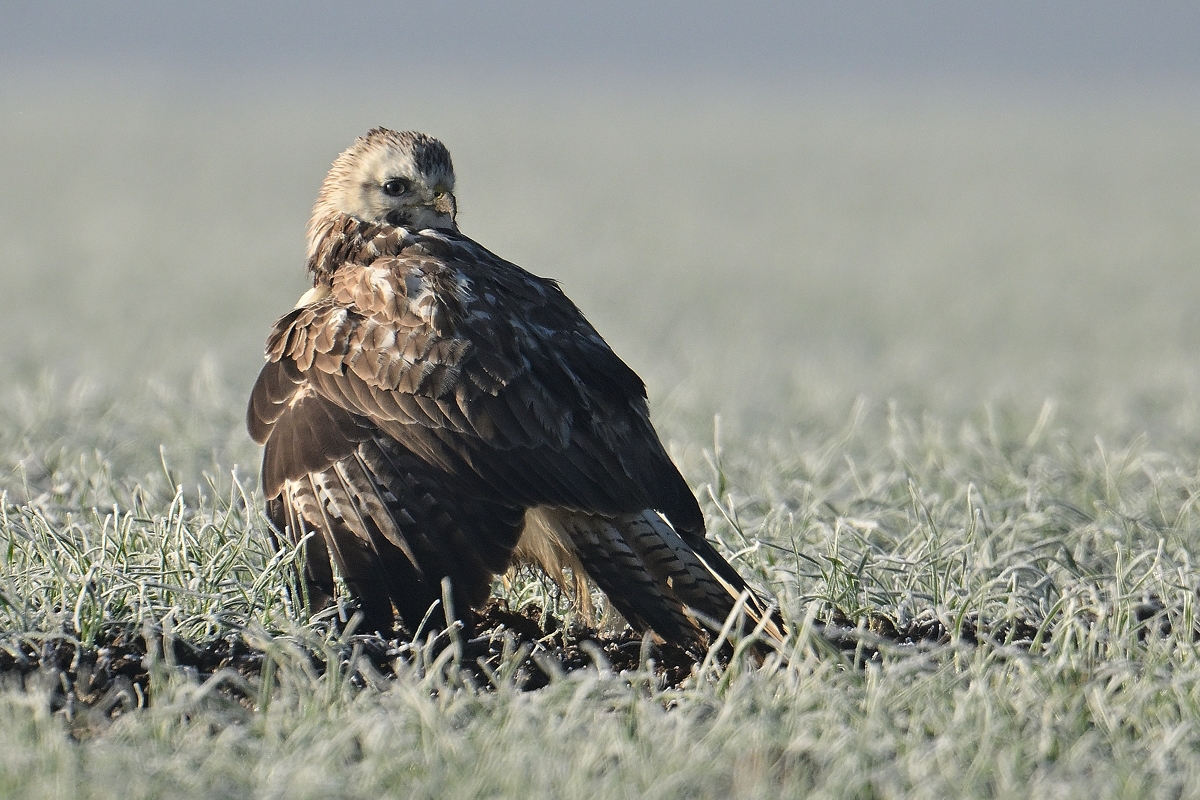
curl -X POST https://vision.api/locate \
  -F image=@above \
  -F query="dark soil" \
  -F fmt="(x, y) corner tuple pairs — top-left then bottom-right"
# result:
(0, 601), (1055, 722)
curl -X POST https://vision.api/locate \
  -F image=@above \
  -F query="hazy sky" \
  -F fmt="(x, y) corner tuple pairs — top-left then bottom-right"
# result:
(5, 1), (1200, 91)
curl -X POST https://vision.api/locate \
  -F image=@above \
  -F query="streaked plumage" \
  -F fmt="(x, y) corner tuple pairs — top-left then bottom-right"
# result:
(247, 128), (782, 654)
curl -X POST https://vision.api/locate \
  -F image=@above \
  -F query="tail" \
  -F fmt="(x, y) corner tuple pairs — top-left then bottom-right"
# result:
(515, 506), (787, 658)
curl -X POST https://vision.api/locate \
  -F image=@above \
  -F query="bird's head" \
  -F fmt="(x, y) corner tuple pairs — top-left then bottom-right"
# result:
(309, 128), (457, 253)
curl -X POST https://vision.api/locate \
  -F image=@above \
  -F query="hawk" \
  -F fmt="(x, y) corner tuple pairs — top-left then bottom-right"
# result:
(247, 128), (782, 655)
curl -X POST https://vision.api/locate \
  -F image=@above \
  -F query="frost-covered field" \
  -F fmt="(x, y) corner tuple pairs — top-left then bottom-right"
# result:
(3, 78), (1200, 797)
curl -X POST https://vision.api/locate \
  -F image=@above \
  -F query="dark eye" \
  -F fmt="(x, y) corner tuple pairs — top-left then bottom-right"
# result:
(382, 178), (409, 197)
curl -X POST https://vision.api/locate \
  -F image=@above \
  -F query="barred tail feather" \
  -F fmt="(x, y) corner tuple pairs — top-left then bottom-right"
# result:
(620, 510), (787, 650)
(527, 507), (708, 652)
(517, 506), (787, 655)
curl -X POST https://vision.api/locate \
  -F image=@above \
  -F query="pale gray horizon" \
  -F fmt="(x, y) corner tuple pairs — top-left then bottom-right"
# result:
(4, 2), (1200, 92)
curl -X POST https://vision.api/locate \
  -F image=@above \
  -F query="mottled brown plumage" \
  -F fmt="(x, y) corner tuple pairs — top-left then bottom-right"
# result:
(247, 128), (783, 654)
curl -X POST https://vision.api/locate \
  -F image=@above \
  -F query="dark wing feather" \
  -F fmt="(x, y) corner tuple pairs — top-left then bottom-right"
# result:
(252, 369), (375, 497)
(248, 305), (530, 635)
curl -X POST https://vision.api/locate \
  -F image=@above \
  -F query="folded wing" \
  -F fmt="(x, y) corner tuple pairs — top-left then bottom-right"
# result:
(249, 230), (782, 651)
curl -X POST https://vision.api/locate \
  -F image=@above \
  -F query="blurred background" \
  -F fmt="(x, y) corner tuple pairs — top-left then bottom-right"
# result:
(3, 1), (1200, 447)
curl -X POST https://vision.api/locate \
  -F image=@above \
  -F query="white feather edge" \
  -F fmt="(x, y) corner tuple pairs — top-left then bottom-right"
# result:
(294, 284), (332, 308)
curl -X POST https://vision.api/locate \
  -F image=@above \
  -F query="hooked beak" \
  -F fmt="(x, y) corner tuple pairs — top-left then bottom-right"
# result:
(432, 191), (456, 218)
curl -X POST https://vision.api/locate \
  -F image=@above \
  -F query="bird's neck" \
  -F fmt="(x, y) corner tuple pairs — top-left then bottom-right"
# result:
(305, 214), (404, 284)
(305, 213), (460, 285)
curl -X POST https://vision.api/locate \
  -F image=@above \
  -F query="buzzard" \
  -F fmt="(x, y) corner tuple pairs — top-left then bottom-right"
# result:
(247, 128), (782, 655)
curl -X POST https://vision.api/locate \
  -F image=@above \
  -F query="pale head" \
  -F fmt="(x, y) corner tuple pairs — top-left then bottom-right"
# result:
(308, 128), (458, 255)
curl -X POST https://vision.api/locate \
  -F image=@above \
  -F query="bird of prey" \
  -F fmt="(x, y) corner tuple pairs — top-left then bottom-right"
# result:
(247, 128), (782, 655)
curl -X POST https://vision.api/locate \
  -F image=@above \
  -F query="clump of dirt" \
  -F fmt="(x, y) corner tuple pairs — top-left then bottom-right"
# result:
(817, 608), (1044, 665)
(0, 601), (697, 721)
(466, 600), (699, 690)
(0, 602), (1048, 720)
